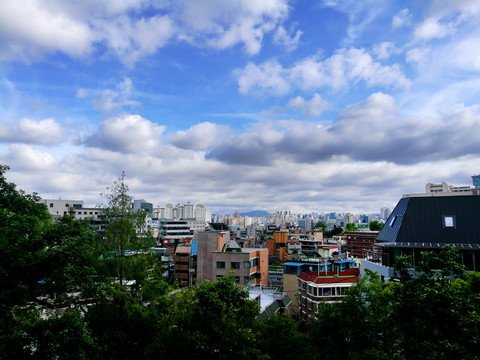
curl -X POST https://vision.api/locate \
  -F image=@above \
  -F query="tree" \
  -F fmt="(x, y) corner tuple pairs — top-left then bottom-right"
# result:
(311, 246), (480, 359)
(314, 221), (327, 231)
(0, 164), (100, 358)
(255, 313), (308, 360)
(345, 222), (357, 231)
(369, 220), (384, 231)
(166, 273), (261, 359)
(100, 172), (154, 286)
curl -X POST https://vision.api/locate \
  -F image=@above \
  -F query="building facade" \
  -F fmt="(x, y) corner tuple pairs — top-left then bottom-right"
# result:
(195, 231), (268, 286)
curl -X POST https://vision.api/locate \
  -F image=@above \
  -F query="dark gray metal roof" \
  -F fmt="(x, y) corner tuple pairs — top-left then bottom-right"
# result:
(376, 195), (480, 245)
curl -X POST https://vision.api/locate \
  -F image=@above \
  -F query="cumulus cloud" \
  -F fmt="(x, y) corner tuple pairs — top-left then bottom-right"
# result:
(91, 77), (139, 113)
(0, 0), (291, 64)
(236, 60), (290, 95)
(2, 144), (58, 171)
(0, 118), (64, 146)
(286, 94), (330, 116)
(273, 25), (302, 52)
(371, 42), (398, 60)
(175, 0), (289, 55)
(95, 14), (175, 67)
(0, 0), (100, 63)
(413, 2), (480, 42)
(414, 18), (455, 41)
(206, 93), (480, 166)
(236, 48), (410, 95)
(169, 122), (229, 150)
(82, 114), (165, 153)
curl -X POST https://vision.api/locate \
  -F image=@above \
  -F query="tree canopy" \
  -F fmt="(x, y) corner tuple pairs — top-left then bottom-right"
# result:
(309, 246), (480, 359)
(369, 220), (384, 231)
(2, 163), (480, 359)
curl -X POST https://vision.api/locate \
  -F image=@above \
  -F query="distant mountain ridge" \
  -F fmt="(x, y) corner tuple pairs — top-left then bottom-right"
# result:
(238, 210), (269, 217)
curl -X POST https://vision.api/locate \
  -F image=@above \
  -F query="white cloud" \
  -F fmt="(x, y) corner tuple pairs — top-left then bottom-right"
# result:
(91, 77), (139, 113)
(414, 18), (455, 41)
(96, 14), (175, 67)
(175, 0), (289, 55)
(83, 114), (165, 153)
(2, 144), (58, 171)
(0, 0), (293, 64)
(273, 25), (302, 52)
(392, 8), (412, 28)
(0, 118), (64, 146)
(405, 47), (431, 64)
(371, 42), (397, 60)
(169, 122), (228, 150)
(236, 48), (410, 95)
(0, 0), (96, 62)
(236, 60), (290, 95)
(287, 94), (330, 116)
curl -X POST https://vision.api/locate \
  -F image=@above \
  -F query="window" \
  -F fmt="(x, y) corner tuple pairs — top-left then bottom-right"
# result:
(65, 204), (69, 207)
(49, 203), (53, 208)
(244, 261), (250, 269)
(231, 262), (240, 269)
(244, 276), (250, 285)
(389, 215), (398, 227)
(322, 287), (332, 296)
(443, 215), (455, 228)
(216, 261), (225, 269)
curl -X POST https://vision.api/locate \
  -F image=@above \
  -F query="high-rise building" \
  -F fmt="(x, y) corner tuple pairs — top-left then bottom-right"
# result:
(472, 175), (480, 189)
(380, 207), (391, 221)
(132, 199), (153, 217)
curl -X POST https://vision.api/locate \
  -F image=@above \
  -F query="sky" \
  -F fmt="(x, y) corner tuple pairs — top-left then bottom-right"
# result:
(1, 0), (480, 215)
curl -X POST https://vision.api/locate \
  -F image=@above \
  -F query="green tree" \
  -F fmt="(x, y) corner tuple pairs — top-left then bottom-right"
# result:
(345, 222), (357, 231)
(311, 246), (480, 359)
(166, 273), (260, 359)
(100, 172), (154, 286)
(255, 313), (308, 360)
(0, 164), (101, 358)
(314, 221), (327, 231)
(369, 220), (384, 231)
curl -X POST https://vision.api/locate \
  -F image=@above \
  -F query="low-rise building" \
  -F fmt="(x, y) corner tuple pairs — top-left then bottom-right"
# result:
(298, 268), (360, 321)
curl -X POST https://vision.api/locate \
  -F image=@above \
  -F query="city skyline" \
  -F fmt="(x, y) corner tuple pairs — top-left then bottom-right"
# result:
(1, 1), (480, 214)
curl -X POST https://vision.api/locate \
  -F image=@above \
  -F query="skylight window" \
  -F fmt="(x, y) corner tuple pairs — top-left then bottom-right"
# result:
(389, 215), (398, 227)
(443, 215), (455, 228)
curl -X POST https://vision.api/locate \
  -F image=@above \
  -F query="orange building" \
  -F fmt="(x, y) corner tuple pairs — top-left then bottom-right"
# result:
(267, 231), (296, 263)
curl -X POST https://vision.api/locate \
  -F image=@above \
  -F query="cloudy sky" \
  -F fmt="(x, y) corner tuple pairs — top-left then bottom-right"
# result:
(1, 0), (480, 214)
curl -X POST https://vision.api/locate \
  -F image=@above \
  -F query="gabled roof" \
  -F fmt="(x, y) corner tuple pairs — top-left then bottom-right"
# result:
(377, 195), (480, 245)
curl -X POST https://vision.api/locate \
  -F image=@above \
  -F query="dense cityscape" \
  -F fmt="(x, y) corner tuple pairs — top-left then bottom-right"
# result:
(3, 0), (480, 358)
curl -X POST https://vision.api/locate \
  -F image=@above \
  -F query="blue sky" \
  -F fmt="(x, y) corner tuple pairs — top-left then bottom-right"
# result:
(1, 0), (480, 214)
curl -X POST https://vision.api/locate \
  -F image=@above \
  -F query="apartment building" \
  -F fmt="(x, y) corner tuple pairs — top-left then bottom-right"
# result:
(195, 231), (268, 286)
(298, 268), (360, 321)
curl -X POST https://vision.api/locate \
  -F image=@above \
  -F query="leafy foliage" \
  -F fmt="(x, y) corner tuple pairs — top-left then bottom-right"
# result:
(312, 246), (480, 359)
(2, 163), (480, 359)
(345, 222), (357, 231)
(99, 172), (155, 285)
(369, 220), (384, 231)
(314, 221), (327, 230)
